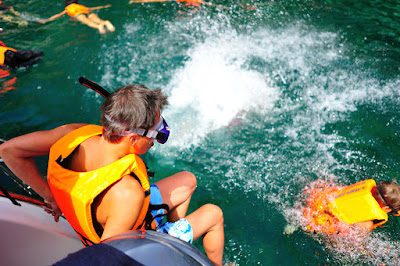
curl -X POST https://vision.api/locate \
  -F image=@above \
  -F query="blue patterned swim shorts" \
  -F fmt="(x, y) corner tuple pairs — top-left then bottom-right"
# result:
(150, 184), (193, 243)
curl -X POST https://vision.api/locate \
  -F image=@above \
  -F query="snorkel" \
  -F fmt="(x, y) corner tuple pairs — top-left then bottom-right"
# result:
(79, 77), (110, 99)
(78, 77), (170, 144)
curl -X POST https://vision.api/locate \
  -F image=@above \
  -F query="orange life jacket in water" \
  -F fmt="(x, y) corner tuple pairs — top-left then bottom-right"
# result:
(47, 125), (155, 245)
(304, 179), (388, 233)
(65, 3), (90, 18)
(176, 0), (203, 6)
(0, 45), (16, 65)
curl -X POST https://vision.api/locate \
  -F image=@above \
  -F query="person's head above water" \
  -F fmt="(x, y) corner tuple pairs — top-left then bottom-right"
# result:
(100, 84), (169, 144)
(372, 181), (400, 215)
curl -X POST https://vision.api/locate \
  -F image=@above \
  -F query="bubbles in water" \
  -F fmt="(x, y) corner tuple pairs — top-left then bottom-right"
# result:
(165, 30), (280, 147)
(97, 11), (400, 264)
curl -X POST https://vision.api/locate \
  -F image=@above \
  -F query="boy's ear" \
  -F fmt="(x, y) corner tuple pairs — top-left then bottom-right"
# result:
(129, 133), (139, 144)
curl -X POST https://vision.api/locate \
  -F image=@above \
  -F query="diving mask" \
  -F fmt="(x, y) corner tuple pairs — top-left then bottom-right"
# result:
(105, 114), (170, 144)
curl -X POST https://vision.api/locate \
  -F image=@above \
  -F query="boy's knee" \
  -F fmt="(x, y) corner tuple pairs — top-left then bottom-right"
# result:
(204, 204), (224, 223)
(181, 171), (197, 190)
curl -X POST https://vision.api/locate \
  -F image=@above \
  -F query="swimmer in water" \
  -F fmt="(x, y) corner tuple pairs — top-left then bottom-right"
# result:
(129, 0), (226, 8)
(303, 179), (400, 234)
(38, 1), (115, 34)
(0, 1), (29, 27)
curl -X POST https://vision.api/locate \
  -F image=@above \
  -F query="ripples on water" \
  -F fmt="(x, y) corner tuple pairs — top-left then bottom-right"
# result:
(1, 0), (400, 264)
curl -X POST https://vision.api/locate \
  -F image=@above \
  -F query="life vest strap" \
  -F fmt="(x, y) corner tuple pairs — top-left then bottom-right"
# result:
(130, 172), (150, 197)
(75, 229), (95, 247)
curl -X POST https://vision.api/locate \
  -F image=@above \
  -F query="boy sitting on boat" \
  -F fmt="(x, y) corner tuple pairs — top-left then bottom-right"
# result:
(0, 84), (224, 266)
(303, 179), (400, 234)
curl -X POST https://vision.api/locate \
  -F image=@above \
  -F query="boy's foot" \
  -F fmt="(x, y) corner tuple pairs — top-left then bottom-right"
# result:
(105, 21), (115, 32)
(98, 22), (106, 34)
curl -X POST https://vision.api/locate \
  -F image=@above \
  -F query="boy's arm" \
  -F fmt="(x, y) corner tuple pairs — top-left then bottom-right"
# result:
(100, 175), (145, 240)
(87, 4), (112, 11)
(8, 7), (21, 16)
(38, 10), (67, 24)
(0, 123), (86, 221)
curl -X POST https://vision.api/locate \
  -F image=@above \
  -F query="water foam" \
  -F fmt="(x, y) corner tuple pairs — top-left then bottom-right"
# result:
(98, 12), (400, 264)
(165, 30), (280, 147)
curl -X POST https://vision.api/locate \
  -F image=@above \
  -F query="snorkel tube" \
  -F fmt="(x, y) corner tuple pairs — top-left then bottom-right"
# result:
(79, 77), (110, 99)
(78, 77), (170, 144)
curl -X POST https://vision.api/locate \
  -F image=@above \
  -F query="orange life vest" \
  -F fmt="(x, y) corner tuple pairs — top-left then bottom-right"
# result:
(65, 3), (90, 18)
(0, 46), (16, 65)
(176, 0), (203, 6)
(47, 125), (153, 245)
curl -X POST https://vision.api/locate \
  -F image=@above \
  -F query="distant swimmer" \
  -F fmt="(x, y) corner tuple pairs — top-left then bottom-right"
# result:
(303, 179), (400, 234)
(129, 0), (226, 8)
(0, 41), (43, 68)
(0, 0), (28, 27)
(38, 1), (115, 34)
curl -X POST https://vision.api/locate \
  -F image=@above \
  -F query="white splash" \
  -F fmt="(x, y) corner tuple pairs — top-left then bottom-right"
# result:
(165, 31), (280, 147)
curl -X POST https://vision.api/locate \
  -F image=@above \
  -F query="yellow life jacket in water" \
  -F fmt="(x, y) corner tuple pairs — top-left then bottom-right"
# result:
(304, 179), (388, 234)
(47, 125), (153, 245)
(0, 46), (16, 65)
(331, 179), (388, 228)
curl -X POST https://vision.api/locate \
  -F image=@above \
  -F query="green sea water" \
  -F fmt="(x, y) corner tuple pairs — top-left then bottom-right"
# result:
(1, 0), (400, 264)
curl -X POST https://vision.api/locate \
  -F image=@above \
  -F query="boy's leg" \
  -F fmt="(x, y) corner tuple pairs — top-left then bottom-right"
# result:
(87, 13), (102, 23)
(76, 14), (105, 34)
(88, 13), (114, 32)
(186, 204), (224, 266)
(155, 171), (197, 222)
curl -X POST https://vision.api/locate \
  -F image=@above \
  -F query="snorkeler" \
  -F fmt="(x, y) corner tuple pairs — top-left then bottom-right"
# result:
(38, 1), (115, 34)
(0, 0), (29, 27)
(129, 0), (226, 8)
(303, 179), (400, 234)
(0, 41), (43, 69)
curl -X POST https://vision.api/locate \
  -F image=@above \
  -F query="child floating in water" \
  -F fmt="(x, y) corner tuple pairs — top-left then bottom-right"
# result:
(303, 179), (400, 234)
(129, 0), (225, 8)
(0, 0), (29, 27)
(38, 1), (115, 34)
(130, 0), (202, 6)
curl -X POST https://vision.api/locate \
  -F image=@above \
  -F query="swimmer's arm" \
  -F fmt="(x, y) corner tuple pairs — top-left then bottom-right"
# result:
(8, 7), (21, 16)
(129, 0), (172, 4)
(87, 5), (112, 11)
(100, 175), (145, 241)
(0, 123), (87, 221)
(38, 10), (67, 24)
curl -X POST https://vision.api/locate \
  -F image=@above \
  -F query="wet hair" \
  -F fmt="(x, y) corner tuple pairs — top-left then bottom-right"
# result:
(100, 84), (168, 143)
(372, 181), (400, 211)
(65, 0), (78, 7)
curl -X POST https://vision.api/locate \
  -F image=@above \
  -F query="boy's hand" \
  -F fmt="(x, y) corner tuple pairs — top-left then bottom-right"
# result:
(44, 199), (62, 222)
